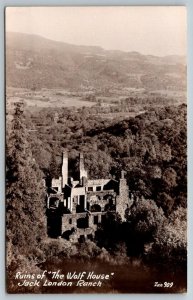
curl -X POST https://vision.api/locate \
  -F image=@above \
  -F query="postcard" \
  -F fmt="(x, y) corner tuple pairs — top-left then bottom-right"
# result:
(5, 6), (187, 293)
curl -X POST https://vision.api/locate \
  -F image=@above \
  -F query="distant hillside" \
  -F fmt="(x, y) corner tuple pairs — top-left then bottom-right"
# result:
(6, 32), (186, 91)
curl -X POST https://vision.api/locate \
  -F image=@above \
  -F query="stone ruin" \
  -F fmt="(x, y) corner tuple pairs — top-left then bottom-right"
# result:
(46, 150), (134, 242)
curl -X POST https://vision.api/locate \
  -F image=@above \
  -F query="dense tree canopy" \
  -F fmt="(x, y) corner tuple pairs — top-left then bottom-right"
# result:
(6, 102), (46, 292)
(6, 100), (187, 292)
(26, 103), (186, 217)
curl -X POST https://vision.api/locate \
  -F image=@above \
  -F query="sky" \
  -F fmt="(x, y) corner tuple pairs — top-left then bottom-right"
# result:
(6, 6), (187, 57)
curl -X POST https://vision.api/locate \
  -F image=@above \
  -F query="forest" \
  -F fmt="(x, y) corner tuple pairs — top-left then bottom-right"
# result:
(6, 100), (187, 293)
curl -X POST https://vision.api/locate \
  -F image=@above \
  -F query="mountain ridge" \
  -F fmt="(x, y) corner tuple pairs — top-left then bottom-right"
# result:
(6, 32), (186, 91)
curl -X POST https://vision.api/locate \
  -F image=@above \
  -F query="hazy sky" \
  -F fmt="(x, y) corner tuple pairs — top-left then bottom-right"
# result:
(6, 6), (186, 56)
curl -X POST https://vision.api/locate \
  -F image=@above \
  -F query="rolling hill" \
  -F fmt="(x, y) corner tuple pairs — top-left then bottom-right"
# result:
(6, 32), (186, 92)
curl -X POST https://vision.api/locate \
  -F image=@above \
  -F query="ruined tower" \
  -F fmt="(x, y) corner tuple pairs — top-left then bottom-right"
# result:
(116, 171), (130, 220)
(62, 150), (68, 188)
(79, 152), (87, 183)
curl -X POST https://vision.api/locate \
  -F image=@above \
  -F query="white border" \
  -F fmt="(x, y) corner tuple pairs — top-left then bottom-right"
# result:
(1, 1), (192, 299)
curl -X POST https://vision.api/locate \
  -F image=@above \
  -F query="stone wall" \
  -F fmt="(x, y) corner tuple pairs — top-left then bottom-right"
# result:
(51, 177), (62, 192)
(116, 177), (129, 220)
(60, 211), (106, 241)
(47, 151), (131, 240)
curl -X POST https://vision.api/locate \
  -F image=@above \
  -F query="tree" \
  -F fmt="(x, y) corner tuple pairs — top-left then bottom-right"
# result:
(6, 102), (46, 291)
(147, 165), (162, 179)
(137, 179), (152, 198)
(95, 211), (122, 250)
(126, 199), (165, 237)
(156, 192), (174, 215)
(162, 167), (177, 189)
(125, 199), (166, 255)
(84, 150), (112, 179)
(49, 151), (60, 178)
(160, 144), (172, 162)
(152, 207), (187, 263)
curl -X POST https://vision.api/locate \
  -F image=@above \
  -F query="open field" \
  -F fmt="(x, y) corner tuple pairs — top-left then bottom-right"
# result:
(6, 86), (186, 122)
(6, 88), (98, 110)
(94, 111), (146, 120)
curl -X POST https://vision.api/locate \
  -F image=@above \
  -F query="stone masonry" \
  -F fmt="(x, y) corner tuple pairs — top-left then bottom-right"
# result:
(46, 150), (133, 242)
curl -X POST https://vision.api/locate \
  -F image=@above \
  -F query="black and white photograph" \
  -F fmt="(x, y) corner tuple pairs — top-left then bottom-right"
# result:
(5, 6), (187, 293)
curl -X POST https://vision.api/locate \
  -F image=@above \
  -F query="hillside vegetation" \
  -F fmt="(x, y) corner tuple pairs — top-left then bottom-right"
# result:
(26, 103), (187, 215)
(6, 32), (187, 293)
(6, 32), (186, 92)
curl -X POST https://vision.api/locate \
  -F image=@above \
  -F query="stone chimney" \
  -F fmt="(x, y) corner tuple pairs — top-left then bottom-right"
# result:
(121, 170), (125, 179)
(62, 149), (68, 188)
(82, 176), (88, 187)
(79, 152), (87, 181)
(116, 170), (129, 220)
